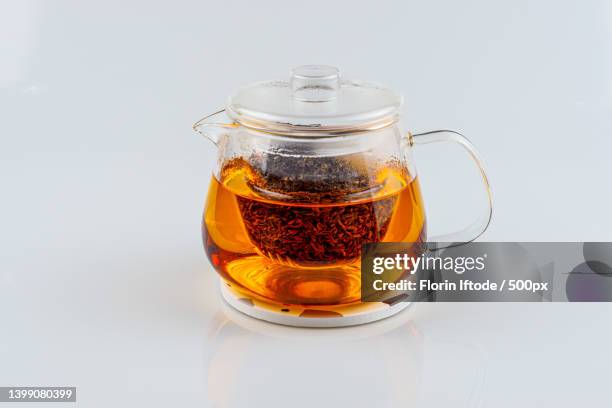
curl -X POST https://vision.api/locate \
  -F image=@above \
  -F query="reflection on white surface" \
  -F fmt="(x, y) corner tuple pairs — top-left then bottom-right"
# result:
(205, 302), (486, 408)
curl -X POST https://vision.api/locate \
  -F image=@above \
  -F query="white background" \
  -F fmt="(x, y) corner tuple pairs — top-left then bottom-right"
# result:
(1, 0), (611, 407)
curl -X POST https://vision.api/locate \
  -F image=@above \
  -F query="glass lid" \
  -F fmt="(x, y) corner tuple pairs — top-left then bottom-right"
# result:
(225, 65), (403, 135)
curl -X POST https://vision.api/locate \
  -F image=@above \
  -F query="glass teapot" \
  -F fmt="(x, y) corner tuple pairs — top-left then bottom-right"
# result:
(194, 65), (492, 323)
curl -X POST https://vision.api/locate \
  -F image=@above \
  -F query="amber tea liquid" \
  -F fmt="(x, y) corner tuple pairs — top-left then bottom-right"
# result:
(203, 157), (426, 306)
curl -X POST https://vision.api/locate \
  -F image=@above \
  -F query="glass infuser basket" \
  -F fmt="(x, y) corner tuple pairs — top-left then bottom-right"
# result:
(194, 65), (492, 327)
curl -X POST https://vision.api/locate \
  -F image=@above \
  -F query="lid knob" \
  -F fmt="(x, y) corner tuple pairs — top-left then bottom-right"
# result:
(290, 65), (340, 102)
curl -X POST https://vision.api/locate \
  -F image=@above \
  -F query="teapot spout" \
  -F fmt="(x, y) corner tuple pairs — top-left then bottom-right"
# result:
(193, 109), (236, 146)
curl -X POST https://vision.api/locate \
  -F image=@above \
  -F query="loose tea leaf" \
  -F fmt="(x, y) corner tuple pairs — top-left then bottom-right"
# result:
(225, 154), (399, 265)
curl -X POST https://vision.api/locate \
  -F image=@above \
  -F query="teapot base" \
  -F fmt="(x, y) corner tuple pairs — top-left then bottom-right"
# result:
(220, 280), (411, 328)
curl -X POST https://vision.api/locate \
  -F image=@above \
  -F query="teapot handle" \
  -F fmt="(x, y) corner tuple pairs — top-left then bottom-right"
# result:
(407, 130), (493, 248)
(193, 109), (237, 145)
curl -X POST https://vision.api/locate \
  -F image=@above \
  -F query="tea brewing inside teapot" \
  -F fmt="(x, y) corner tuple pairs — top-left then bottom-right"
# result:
(197, 65), (492, 324)
(205, 151), (425, 305)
